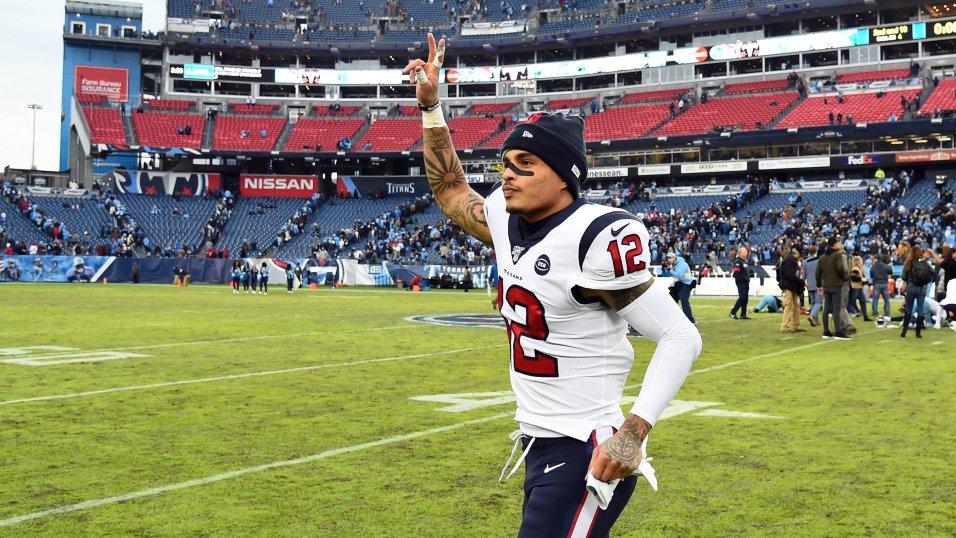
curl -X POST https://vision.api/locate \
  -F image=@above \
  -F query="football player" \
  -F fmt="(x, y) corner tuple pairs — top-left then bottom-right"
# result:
(405, 34), (702, 536)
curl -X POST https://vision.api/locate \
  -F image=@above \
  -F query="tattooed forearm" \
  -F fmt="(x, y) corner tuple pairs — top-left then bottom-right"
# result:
(576, 277), (656, 311)
(605, 414), (652, 466)
(423, 127), (492, 244)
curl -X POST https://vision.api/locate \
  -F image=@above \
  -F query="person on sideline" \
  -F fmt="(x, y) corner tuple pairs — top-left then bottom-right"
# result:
(404, 33), (702, 537)
(816, 238), (851, 340)
(778, 247), (805, 333)
(729, 246), (752, 319)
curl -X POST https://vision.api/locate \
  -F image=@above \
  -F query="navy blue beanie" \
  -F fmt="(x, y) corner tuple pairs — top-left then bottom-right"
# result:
(501, 113), (587, 198)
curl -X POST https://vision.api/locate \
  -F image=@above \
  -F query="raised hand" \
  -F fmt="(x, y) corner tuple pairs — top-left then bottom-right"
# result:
(401, 32), (446, 107)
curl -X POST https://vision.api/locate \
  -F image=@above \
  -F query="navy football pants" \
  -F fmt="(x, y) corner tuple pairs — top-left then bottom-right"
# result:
(518, 428), (637, 538)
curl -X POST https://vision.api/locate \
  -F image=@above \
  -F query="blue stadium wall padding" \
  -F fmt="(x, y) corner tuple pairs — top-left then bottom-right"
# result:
(98, 257), (235, 284)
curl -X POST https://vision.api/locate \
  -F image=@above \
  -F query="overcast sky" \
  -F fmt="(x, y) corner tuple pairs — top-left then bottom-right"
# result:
(0, 0), (167, 172)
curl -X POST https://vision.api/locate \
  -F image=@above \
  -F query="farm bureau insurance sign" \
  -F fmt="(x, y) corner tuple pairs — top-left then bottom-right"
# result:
(240, 175), (318, 198)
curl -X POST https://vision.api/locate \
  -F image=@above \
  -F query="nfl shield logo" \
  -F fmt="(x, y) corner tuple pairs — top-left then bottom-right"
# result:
(511, 245), (526, 264)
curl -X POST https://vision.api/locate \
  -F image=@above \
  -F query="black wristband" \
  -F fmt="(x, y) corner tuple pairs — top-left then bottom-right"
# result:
(418, 101), (441, 112)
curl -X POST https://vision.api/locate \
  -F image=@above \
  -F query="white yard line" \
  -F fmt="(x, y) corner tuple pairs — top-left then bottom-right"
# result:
(0, 329), (875, 526)
(0, 413), (513, 528)
(0, 346), (501, 406)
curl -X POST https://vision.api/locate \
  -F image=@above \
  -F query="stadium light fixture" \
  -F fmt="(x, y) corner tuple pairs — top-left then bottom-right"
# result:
(27, 104), (42, 170)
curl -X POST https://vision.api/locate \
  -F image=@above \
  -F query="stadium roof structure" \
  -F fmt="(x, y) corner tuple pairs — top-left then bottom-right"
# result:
(66, 0), (143, 19)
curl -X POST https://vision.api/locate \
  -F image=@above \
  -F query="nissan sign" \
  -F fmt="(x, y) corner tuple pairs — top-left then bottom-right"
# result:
(240, 175), (318, 198)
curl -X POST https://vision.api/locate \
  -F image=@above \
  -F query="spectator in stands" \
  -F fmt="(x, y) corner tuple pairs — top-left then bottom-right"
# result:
(260, 128), (267, 138)
(184, 124), (192, 135)
(729, 245), (752, 319)
(240, 130), (250, 139)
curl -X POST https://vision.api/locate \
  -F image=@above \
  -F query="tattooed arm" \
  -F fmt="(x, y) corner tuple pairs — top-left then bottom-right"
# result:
(403, 33), (492, 245)
(422, 127), (492, 245)
(583, 276), (702, 482)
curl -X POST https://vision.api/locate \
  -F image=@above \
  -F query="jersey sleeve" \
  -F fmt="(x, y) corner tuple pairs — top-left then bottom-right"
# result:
(574, 213), (653, 291)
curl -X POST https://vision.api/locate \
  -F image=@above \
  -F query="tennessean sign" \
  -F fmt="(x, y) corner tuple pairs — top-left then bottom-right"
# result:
(240, 175), (318, 197)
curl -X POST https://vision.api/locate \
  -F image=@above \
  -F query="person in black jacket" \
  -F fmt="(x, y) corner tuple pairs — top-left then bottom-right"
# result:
(778, 247), (805, 333)
(729, 246), (752, 319)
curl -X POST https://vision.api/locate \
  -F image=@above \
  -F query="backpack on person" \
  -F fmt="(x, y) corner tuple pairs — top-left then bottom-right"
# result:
(910, 260), (934, 286)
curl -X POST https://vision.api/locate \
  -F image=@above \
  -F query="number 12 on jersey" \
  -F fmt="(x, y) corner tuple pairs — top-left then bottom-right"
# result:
(497, 278), (559, 377)
(607, 233), (646, 278)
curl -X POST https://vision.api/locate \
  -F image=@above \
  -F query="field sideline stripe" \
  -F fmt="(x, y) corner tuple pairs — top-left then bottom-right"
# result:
(0, 346), (501, 406)
(0, 413), (513, 528)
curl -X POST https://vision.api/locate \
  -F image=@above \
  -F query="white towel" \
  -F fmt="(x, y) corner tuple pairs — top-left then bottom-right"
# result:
(586, 438), (659, 510)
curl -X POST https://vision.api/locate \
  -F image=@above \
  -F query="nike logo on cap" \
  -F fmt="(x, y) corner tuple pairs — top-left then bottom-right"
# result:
(544, 462), (566, 473)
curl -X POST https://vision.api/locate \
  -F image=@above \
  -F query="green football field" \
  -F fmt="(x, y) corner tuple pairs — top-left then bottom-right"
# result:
(0, 282), (953, 537)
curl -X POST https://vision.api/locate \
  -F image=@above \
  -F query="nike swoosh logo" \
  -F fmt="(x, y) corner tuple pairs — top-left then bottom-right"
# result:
(544, 462), (566, 473)
(611, 224), (629, 237)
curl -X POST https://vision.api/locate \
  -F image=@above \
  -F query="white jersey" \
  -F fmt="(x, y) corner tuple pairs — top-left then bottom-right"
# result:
(484, 186), (652, 441)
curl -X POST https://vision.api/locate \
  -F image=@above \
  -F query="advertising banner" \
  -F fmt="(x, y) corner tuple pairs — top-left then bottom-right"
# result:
(108, 170), (220, 196)
(587, 167), (629, 179)
(680, 161), (747, 174)
(75, 66), (128, 102)
(758, 156), (830, 171)
(895, 150), (956, 163)
(638, 165), (671, 176)
(0, 256), (110, 283)
(240, 174), (318, 198)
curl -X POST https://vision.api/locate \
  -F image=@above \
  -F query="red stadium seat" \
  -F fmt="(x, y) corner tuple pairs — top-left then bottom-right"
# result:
(657, 92), (799, 136)
(213, 116), (287, 151)
(284, 118), (365, 152)
(835, 68), (912, 84)
(618, 88), (689, 105)
(775, 90), (915, 128)
(723, 79), (790, 95)
(228, 103), (280, 115)
(354, 118), (422, 151)
(919, 78), (956, 114)
(144, 99), (195, 112)
(471, 103), (518, 115)
(584, 104), (672, 141)
(448, 116), (506, 149)
(132, 112), (205, 148)
(83, 107), (127, 146)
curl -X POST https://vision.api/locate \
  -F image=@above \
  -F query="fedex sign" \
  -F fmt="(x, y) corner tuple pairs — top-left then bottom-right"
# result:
(844, 154), (883, 165)
(240, 175), (318, 198)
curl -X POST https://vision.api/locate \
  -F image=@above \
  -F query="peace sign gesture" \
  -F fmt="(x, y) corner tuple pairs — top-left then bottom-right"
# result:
(402, 32), (446, 107)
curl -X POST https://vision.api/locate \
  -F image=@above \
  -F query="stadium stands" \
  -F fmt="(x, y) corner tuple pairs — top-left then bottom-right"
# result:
(34, 198), (114, 240)
(919, 78), (956, 114)
(82, 107), (128, 146)
(228, 103), (281, 115)
(547, 97), (593, 111)
(448, 116), (506, 150)
(144, 99), (194, 112)
(132, 112), (205, 148)
(114, 193), (216, 251)
(398, 106), (422, 116)
(284, 118), (366, 153)
(212, 115), (287, 152)
(618, 89), (688, 105)
(313, 105), (363, 117)
(216, 197), (306, 256)
(836, 68), (913, 84)
(723, 79), (790, 95)
(775, 90), (914, 129)
(584, 103), (672, 141)
(471, 103), (518, 115)
(657, 92), (799, 136)
(354, 118), (422, 152)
